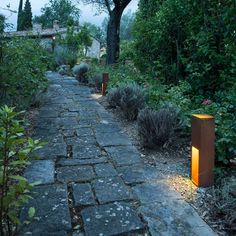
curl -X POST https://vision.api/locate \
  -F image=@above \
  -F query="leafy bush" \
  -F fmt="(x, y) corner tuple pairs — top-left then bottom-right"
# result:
(54, 25), (92, 60)
(0, 106), (44, 235)
(0, 38), (49, 109)
(137, 107), (180, 148)
(119, 41), (136, 64)
(107, 82), (146, 121)
(90, 59), (235, 165)
(192, 94), (236, 165)
(88, 62), (146, 90)
(133, 0), (236, 92)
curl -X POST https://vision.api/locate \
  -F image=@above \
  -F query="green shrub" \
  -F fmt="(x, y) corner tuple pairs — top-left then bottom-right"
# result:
(137, 107), (180, 148)
(133, 0), (236, 93)
(119, 41), (135, 64)
(192, 95), (236, 165)
(88, 58), (235, 165)
(0, 38), (49, 109)
(0, 106), (44, 235)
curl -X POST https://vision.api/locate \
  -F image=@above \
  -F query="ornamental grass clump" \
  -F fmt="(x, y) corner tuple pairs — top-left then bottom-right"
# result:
(107, 82), (146, 121)
(0, 106), (44, 235)
(119, 83), (146, 121)
(137, 107), (179, 148)
(107, 87), (124, 108)
(88, 75), (103, 92)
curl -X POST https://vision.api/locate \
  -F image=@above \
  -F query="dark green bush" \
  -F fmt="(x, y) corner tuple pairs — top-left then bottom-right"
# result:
(133, 0), (236, 93)
(0, 106), (44, 235)
(0, 38), (49, 109)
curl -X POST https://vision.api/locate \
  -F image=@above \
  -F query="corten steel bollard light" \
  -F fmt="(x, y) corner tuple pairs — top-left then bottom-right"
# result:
(191, 114), (215, 187)
(102, 73), (109, 96)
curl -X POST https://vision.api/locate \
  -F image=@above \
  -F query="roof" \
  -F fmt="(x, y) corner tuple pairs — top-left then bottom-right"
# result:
(3, 28), (67, 39)
(2, 26), (100, 43)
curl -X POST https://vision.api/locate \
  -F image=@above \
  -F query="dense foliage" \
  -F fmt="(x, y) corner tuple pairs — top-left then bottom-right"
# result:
(17, 0), (24, 31)
(53, 25), (92, 67)
(0, 106), (43, 235)
(17, 0), (33, 30)
(133, 0), (236, 91)
(22, 0), (33, 30)
(90, 57), (235, 166)
(0, 15), (5, 34)
(33, 0), (80, 28)
(81, 0), (132, 64)
(0, 38), (49, 109)
(83, 22), (105, 46)
(130, 0), (236, 165)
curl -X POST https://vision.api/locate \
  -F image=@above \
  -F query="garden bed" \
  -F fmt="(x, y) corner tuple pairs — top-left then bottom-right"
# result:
(96, 94), (236, 236)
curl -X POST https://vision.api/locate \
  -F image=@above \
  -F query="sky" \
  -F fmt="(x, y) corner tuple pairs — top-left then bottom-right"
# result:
(0, 0), (138, 31)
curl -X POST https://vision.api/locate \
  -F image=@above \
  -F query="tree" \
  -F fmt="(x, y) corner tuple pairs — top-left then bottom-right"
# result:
(81, 0), (133, 64)
(34, 0), (80, 28)
(120, 10), (135, 41)
(22, 0), (32, 30)
(83, 22), (105, 46)
(133, 0), (236, 93)
(17, 0), (23, 31)
(0, 14), (5, 34)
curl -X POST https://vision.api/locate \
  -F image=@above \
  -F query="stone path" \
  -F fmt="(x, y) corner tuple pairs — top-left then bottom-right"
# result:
(19, 72), (216, 236)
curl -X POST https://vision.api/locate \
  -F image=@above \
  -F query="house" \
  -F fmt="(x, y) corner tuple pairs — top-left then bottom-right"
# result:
(3, 21), (101, 59)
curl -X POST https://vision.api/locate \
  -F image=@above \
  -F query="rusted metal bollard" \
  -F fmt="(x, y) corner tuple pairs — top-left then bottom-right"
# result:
(191, 114), (215, 187)
(102, 73), (109, 96)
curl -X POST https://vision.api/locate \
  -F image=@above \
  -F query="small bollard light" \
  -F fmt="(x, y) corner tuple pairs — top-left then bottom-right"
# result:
(102, 73), (109, 96)
(191, 114), (215, 187)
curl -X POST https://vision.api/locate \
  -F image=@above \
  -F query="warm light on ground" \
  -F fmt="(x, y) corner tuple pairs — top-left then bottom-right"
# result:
(91, 93), (102, 99)
(166, 175), (199, 203)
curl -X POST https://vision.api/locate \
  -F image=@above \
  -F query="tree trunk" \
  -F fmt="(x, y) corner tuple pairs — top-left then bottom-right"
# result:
(106, 9), (122, 64)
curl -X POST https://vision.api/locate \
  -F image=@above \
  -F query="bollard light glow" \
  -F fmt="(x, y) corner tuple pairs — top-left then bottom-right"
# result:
(191, 114), (215, 187)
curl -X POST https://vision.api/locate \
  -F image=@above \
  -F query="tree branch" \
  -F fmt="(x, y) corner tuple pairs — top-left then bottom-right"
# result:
(121, 0), (132, 10)
(104, 0), (111, 14)
(0, 7), (17, 14)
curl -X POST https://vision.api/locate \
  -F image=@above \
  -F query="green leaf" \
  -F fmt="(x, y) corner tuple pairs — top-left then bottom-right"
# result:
(31, 181), (42, 186)
(8, 211), (21, 224)
(9, 175), (27, 182)
(28, 207), (36, 219)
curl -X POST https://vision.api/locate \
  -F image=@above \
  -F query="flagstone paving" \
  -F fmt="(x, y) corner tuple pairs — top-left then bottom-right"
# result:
(19, 72), (216, 236)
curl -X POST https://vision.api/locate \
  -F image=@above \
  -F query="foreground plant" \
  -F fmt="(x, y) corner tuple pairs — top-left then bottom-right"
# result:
(137, 107), (180, 148)
(0, 106), (43, 235)
(107, 82), (146, 121)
